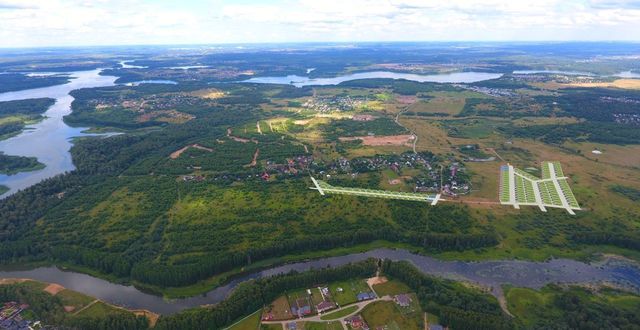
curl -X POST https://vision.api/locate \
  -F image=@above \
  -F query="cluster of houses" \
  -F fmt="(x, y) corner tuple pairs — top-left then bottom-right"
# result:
(261, 285), (450, 330)
(459, 85), (518, 98)
(613, 113), (640, 126)
(181, 149), (472, 197)
(0, 302), (39, 330)
(287, 286), (377, 321)
(302, 95), (368, 112)
(440, 163), (471, 197)
(326, 152), (435, 175)
(264, 155), (315, 177)
(92, 93), (204, 114)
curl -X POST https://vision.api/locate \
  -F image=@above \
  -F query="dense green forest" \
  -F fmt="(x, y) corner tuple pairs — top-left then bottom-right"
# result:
(0, 153), (44, 175)
(0, 74), (70, 93)
(381, 260), (512, 330)
(0, 98), (55, 140)
(498, 122), (640, 144)
(506, 285), (640, 329)
(0, 98), (55, 116)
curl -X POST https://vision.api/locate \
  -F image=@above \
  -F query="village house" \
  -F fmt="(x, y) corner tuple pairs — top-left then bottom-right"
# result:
(394, 294), (412, 307)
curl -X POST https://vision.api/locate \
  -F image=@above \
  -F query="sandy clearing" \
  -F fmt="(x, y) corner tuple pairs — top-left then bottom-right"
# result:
(367, 276), (388, 287)
(44, 283), (65, 295)
(169, 144), (214, 159)
(339, 134), (415, 146)
(191, 88), (226, 99)
(566, 79), (640, 90)
(0, 278), (28, 285)
(293, 119), (310, 125)
(227, 127), (253, 143)
(396, 95), (418, 104)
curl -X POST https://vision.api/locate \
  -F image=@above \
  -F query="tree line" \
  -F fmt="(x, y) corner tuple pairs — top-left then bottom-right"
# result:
(155, 260), (378, 330)
(380, 260), (513, 330)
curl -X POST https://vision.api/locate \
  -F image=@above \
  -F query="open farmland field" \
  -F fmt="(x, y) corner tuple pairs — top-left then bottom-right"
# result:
(361, 301), (422, 330)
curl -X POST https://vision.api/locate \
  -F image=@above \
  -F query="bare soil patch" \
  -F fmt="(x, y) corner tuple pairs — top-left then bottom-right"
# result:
(367, 276), (388, 287)
(0, 279), (28, 285)
(137, 110), (194, 124)
(566, 79), (640, 90)
(396, 95), (417, 104)
(191, 88), (225, 99)
(339, 134), (414, 146)
(263, 295), (294, 321)
(44, 283), (65, 296)
(227, 127), (254, 143)
(169, 144), (213, 159)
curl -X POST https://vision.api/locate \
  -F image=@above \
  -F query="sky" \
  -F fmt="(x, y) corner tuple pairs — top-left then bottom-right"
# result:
(1, 0), (640, 47)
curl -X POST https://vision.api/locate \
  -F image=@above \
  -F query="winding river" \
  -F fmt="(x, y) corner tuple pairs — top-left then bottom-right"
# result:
(1, 248), (639, 315)
(0, 69), (117, 198)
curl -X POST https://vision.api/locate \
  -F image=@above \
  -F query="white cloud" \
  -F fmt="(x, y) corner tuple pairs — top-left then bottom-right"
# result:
(0, 0), (639, 47)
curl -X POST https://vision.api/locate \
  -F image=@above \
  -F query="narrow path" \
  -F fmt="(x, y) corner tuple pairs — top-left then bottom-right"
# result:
(395, 107), (417, 154)
(493, 287), (515, 318)
(73, 299), (98, 316)
(487, 148), (505, 162)
(247, 148), (259, 167)
(547, 162), (574, 215)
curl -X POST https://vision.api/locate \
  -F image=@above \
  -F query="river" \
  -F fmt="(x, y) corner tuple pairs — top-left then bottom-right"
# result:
(0, 69), (117, 198)
(1, 248), (638, 315)
(243, 71), (503, 87)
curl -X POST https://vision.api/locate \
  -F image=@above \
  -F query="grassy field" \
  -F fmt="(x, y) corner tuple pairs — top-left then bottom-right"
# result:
(505, 285), (640, 328)
(73, 301), (128, 318)
(303, 321), (343, 330)
(320, 305), (358, 320)
(56, 289), (95, 311)
(372, 280), (412, 297)
(361, 301), (422, 330)
(328, 279), (373, 306)
(406, 91), (477, 116)
(227, 309), (262, 330)
(263, 295), (293, 321)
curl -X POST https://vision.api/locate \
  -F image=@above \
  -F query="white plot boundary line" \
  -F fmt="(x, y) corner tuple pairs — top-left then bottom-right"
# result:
(310, 177), (440, 205)
(500, 162), (580, 215)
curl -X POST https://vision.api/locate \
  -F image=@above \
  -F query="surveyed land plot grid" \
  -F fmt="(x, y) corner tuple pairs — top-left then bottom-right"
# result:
(499, 161), (580, 215)
(310, 177), (441, 205)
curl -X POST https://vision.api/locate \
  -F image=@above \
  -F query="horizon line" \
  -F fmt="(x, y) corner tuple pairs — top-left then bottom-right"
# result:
(2, 40), (640, 50)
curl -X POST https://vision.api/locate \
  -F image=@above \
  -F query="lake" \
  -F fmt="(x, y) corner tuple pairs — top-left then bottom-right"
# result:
(1, 248), (638, 315)
(0, 69), (117, 198)
(243, 71), (503, 87)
